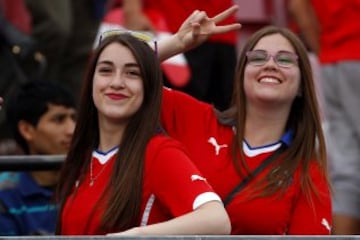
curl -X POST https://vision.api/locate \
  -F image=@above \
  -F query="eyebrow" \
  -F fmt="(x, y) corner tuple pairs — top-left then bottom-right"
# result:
(124, 63), (140, 68)
(96, 60), (139, 68)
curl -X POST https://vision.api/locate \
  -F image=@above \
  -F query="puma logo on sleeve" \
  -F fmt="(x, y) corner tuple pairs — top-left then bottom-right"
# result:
(191, 174), (207, 182)
(208, 137), (228, 156)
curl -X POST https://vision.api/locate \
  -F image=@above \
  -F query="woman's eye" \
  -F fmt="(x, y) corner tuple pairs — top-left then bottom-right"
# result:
(126, 70), (141, 77)
(277, 55), (296, 65)
(98, 67), (112, 73)
(253, 55), (266, 61)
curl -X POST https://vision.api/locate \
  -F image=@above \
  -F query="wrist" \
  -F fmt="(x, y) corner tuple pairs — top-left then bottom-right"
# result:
(157, 34), (185, 62)
(172, 33), (187, 53)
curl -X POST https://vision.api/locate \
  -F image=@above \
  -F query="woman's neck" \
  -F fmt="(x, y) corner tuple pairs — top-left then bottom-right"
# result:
(98, 118), (126, 152)
(244, 104), (290, 147)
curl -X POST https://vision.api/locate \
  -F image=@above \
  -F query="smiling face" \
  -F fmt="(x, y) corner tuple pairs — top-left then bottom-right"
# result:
(93, 42), (144, 124)
(244, 33), (301, 108)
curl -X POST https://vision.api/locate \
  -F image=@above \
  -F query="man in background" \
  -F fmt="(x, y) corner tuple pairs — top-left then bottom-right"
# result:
(0, 80), (76, 235)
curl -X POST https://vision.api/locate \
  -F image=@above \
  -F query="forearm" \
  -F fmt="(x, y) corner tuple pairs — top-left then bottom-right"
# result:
(288, 0), (320, 53)
(110, 201), (231, 235)
(157, 34), (186, 62)
(156, 5), (240, 62)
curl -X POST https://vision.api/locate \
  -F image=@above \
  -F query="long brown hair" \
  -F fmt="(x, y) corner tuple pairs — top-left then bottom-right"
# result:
(217, 26), (327, 198)
(56, 34), (163, 232)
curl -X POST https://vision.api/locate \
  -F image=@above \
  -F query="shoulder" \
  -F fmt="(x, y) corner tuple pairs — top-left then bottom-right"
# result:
(145, 134), (191, 167)
(305, 160), (328, 181)
(293, 160), (330, 194)
(0, 172), (20, 191)
(163, 87), (214, 112)
(146, 134), (185, 153)
(0, 172), (23, 214)
(308, 160), (329, 188)
(293, 159), (327, 178)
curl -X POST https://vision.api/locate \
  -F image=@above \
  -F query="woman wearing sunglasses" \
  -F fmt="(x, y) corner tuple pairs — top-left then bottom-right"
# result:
(55, 7), (241, 235)
(157, 14), (332, 234)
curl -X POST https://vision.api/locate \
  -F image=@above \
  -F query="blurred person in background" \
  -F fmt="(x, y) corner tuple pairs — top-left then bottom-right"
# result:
(289, 0), (360, 234)
(0, 80), (76, 235)
(24, 0), (102, 103)
(0, 0), (44, 152)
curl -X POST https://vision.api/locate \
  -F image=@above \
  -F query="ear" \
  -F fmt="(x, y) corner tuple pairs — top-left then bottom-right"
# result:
(18, 120), (36, 142)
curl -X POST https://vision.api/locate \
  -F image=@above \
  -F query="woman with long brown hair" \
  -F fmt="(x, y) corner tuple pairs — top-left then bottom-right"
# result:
(56, 32), (232, 235)
(160, 24), (332, 234)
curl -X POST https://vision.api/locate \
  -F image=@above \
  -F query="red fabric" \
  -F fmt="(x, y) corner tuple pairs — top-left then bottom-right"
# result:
(61, 135), (218, 235)
(106, 0), (237, 44)
(0, 0), (32, 34)
(310, 0), (360, 63)
(161, 88), (332, 234)
(103, 8), (169, 32)
(143, 0), (237, 45)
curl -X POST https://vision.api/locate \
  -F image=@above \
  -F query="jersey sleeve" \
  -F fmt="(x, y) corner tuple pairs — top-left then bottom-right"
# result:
(161, 87), (214, 138)
(146, 137), (221, 217)
(287, 163), (332, 234)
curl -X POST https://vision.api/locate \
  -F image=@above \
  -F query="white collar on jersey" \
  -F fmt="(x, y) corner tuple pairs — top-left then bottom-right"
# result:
(92, 147), (119, 165)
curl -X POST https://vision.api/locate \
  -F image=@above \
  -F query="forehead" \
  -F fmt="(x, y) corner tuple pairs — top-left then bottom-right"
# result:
(43, 104), (75, 117)
(253, 33), (295, 53)
(98, 42), (136, 63)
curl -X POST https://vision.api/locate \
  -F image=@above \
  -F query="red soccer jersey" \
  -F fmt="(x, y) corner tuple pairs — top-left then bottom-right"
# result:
(61, 135), (220, 235)
(161, 88), (332, 234)
(310, 0), (360, 63)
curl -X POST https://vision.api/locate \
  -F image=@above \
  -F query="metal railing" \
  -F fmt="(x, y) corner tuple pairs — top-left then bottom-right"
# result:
(0, 155), (64, 171)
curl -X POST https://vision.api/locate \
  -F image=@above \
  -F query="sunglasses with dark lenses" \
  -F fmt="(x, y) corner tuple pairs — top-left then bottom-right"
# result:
(246, 50), (298, 68)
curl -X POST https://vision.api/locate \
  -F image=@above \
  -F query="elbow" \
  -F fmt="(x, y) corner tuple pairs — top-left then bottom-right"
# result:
(216, 208), (232, 235)
(214, 217), (231, 235)
(200, 201), (231, 234)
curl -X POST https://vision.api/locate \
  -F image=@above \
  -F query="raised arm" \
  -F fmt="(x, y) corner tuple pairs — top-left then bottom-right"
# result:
(157, 5), (241, 61)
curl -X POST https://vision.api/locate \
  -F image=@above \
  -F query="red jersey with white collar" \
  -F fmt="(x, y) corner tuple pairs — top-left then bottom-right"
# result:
(161, 88), (332, 234)
(61, 134), (220, 235)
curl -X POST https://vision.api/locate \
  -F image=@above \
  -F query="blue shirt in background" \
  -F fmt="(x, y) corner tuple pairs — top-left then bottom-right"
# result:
(0, 172), (57, 235)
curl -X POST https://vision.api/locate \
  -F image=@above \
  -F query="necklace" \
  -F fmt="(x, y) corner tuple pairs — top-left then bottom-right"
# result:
(89, 157), (109, 186)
